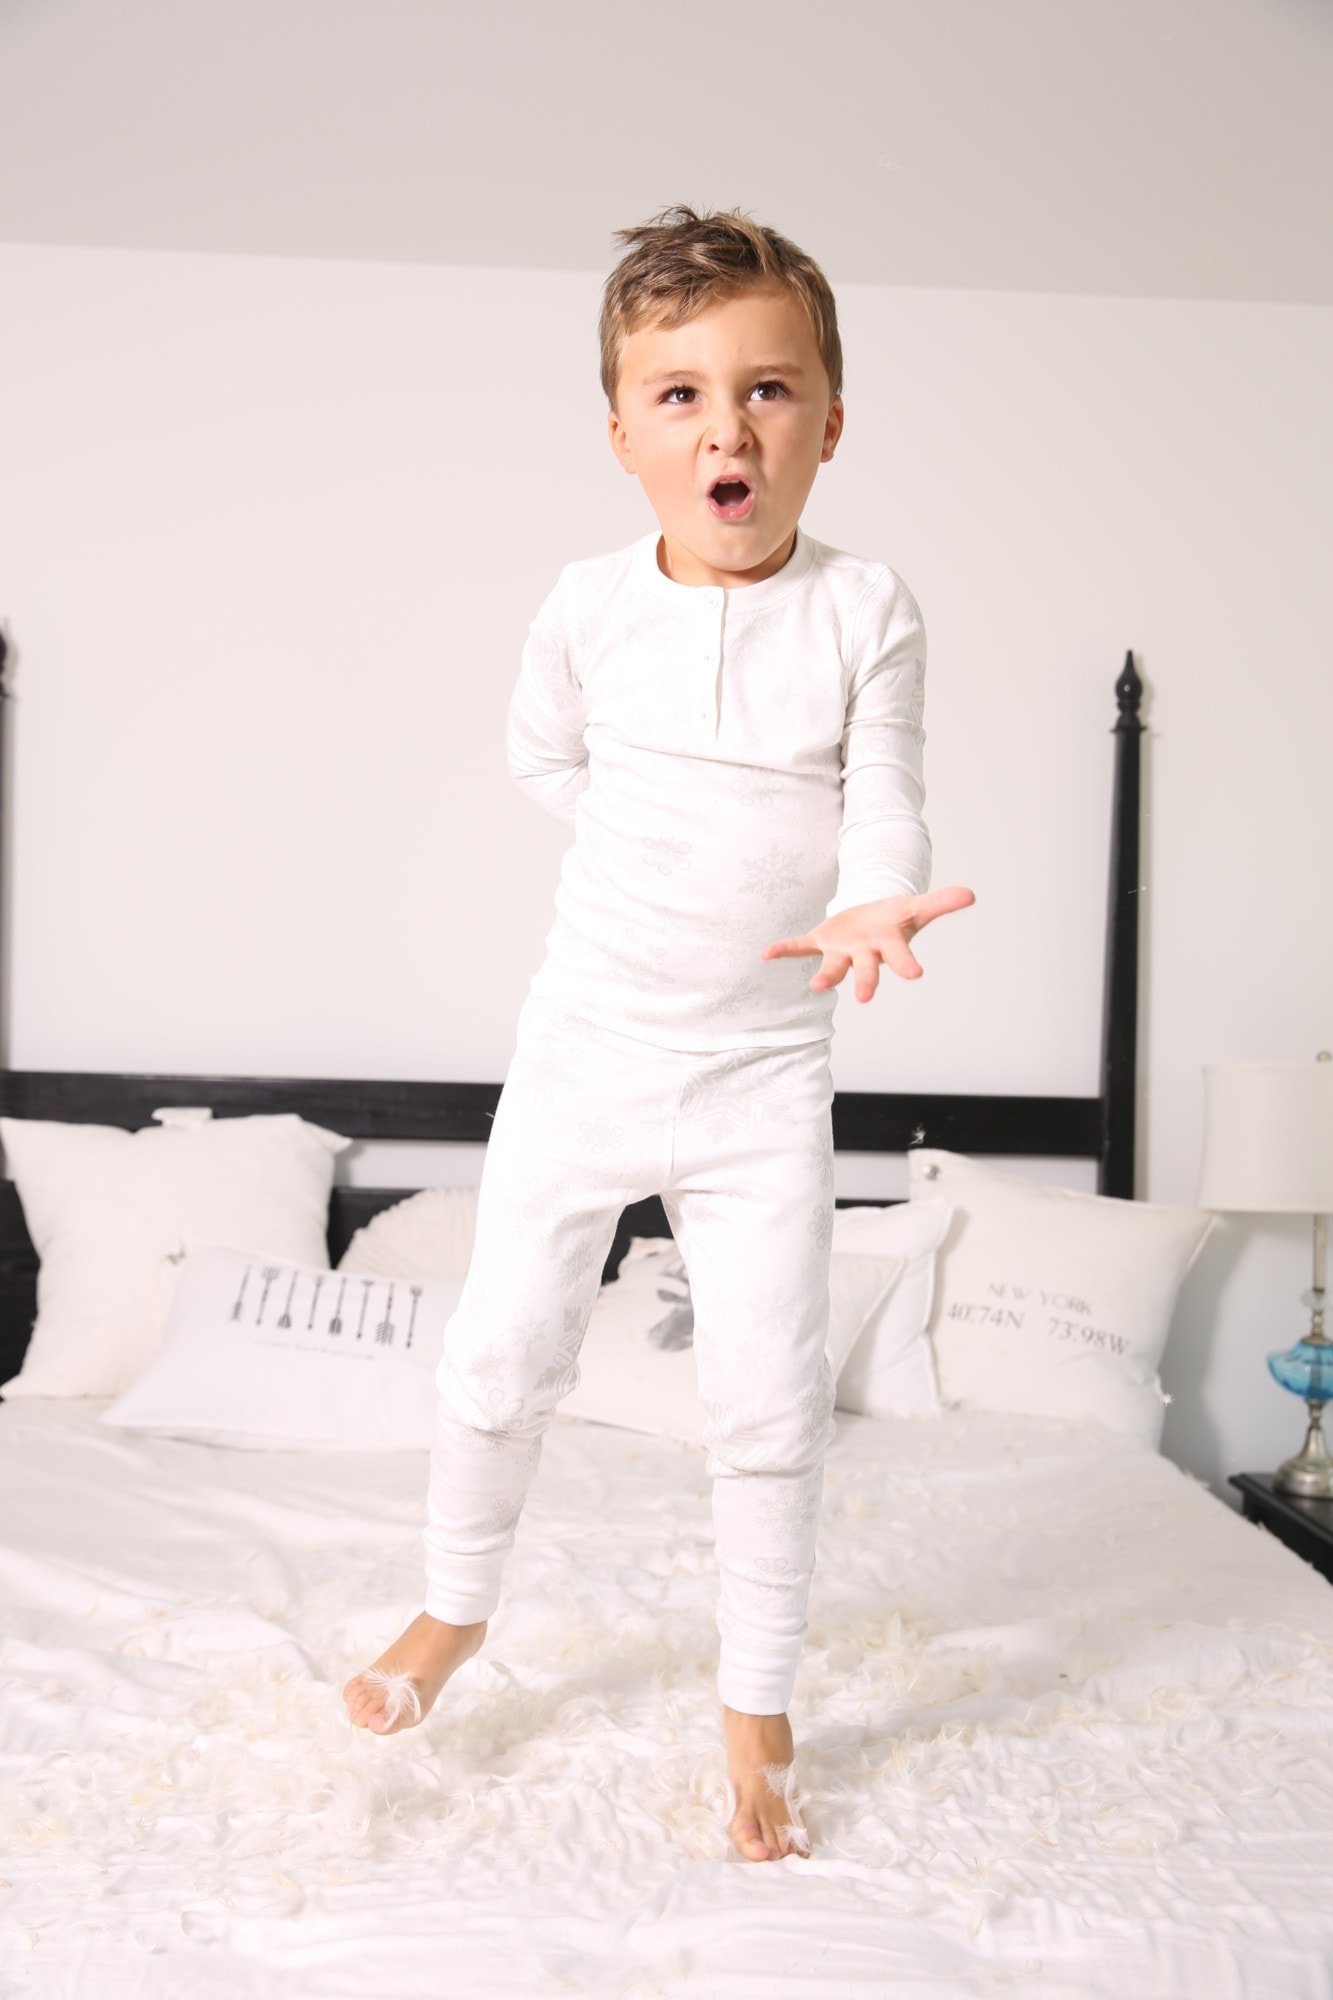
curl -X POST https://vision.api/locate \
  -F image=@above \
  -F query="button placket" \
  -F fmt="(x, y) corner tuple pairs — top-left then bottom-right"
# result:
(699, 590), (724, 733)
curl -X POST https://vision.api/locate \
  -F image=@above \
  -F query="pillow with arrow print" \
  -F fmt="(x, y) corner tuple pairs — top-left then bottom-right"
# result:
(101, 1242), (464, 1450)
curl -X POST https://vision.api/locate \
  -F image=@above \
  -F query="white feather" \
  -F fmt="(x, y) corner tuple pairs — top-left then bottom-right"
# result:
(723, 1759), (811, 1856)
(357, 1666), (422, 1729)
(762, 1758), (812, 1855)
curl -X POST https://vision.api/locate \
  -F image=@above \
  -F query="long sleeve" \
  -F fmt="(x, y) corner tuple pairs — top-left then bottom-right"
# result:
(824, 567), (932, 919)
(506, 568), (590, 827)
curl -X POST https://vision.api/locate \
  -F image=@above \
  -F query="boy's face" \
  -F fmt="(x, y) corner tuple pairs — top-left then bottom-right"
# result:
(606, 281), (844, 589)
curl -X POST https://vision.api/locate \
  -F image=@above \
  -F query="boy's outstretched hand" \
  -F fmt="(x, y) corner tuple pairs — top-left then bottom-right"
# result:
(761, 885), (977, 1002)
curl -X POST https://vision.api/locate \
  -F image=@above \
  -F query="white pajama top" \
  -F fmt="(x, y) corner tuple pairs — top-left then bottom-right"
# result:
(506, 523), (932, 1051)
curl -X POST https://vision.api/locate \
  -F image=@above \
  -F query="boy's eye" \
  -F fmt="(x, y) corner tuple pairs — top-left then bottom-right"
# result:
(659, 380), (788, 405)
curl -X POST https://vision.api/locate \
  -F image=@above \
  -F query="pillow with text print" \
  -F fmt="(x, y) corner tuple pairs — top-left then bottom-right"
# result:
(101, 1242), (464, 1450)
(908, 1149), (1217, 1449)
(558, 1235), (905, 1448)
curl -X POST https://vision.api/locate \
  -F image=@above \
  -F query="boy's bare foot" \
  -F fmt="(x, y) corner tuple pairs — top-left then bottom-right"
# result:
(342, 1611), (488, 1736)
(721, 1703), (811, 1861)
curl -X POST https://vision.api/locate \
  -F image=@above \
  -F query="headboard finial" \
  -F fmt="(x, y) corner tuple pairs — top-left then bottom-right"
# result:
(1114, 649), (1143, 729)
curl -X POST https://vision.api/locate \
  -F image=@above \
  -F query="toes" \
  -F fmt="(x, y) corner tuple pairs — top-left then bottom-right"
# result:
(760, 1761), (810, 1857)
(724, 1761), (810, 1860)
(359, 1694), (394, 1735)
(342, 1667), (421, 1734)
(730, 1813), (772, 1861)
(764, 1818), (809, 1859)
(359, 1666), (422, 1731)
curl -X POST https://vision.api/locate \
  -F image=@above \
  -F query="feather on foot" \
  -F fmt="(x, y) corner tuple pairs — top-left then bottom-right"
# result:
(358, 1666), (422, 1729)
(760, 1758), (811, 1856)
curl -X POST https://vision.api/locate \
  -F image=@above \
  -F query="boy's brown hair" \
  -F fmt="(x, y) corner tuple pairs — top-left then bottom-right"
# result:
(599, 203), (843, 414)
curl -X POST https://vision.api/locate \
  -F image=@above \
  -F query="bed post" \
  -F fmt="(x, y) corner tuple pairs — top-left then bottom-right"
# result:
(1100, 651), (1144, 1198)
(0, 628), (8, 1081)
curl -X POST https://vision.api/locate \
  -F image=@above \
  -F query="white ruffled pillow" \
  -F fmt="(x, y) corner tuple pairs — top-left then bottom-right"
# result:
(831, 1194), (954, 1417)
(102, 1243), (462, 1450)
(908, 1149), (1217, 1448)
(560, 1236), (905, 1447)
(338, 1185), (480, 1279)
(0, 1108), (351, 1400)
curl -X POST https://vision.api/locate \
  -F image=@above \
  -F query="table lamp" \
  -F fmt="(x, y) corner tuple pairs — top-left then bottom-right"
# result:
(1197, 1051), (1333, 1498)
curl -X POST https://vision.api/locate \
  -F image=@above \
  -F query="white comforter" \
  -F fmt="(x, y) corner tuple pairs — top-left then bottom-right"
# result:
(3, 1395), (1332, 2000)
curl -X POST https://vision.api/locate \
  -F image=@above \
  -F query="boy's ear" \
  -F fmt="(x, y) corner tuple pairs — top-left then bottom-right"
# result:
(607, 409), (635, 471)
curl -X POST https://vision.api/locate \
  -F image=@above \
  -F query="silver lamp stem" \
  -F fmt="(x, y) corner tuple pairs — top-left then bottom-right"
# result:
(1312, 1209), (1326, 1342)
(1273, 1208), (1332, 1496)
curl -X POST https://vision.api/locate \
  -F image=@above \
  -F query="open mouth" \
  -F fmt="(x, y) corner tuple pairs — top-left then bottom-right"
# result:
(707, 477), (755, 521)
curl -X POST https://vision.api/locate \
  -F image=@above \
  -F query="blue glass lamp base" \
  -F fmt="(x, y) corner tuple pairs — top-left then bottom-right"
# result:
(1266, 1338), (1333, 1498)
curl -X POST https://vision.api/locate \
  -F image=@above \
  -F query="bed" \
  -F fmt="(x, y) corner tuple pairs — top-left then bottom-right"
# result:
(3, 648), (1333, 2000)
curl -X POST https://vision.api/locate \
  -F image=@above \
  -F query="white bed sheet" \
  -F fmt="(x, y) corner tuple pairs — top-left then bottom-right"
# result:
(2, 1392), (1332, 2000)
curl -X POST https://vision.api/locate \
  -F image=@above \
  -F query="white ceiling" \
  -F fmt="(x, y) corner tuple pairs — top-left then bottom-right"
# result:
(2, 0), (1330, 305)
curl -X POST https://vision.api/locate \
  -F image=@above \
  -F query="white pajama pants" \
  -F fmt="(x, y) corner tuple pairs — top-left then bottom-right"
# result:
(424, 992), (839, 1716)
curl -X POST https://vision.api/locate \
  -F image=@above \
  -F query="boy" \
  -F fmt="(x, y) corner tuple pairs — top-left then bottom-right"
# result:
(343, 204), (975, 1863)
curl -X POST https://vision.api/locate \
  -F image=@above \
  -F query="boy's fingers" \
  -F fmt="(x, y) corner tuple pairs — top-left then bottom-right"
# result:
(916, 885), (976, 924)
(880, 931), (924, 979)
(809, 950), (851, 992)
(765, 889), (974, 962)
(761, 933), (817, 960)
(852, 949), (881, 1002)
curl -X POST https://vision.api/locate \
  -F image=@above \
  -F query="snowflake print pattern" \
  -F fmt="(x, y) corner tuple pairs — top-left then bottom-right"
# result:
(712, 972), (771, 1023)
(800, 1131), (835, 1193)
(678, 1051), (796, 1139)
(553, 1226), (605, 1291)
(617, 922), (673, 992)
(740, 1273), (804, 1341)
(509, 1049), (566, 1112)
(806, 1195), (835, 1254)
(727, 764), (785, 811)
(755, 1458), (825, 1539)
(453, 1343), (534, 1432)
(641, 833), (692, 876)
(740, 841), (806, 898)
(904, 657), (926, 735)
(693, 911), (762, 965)
(577, 1114), (624, 1155)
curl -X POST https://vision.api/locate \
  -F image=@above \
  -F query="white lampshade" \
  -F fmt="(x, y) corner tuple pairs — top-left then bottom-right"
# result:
(1197, 1057), (1333, 1213)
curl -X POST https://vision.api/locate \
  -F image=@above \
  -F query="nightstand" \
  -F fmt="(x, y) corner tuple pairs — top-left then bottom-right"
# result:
(1229, 1473), (1333, 1584)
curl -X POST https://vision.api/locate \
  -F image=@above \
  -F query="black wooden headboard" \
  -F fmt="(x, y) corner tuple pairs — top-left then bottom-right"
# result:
(0, 629), (1145, 1393)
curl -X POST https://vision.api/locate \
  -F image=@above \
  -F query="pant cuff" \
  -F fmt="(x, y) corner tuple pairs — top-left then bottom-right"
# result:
(422, 1586), (500, 1625)
(717, 1660), (798, 1715)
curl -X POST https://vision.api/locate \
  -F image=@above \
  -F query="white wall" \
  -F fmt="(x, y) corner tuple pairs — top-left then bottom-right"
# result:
(1, 240), (1329, 1498)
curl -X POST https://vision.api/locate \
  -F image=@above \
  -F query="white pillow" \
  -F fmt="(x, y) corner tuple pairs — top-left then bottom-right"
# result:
(102, 1243), (463, 1450)
(338, 1184), (480, 1279)
(561, 1236), (905, 1447)
(0, 1109), (351, 1399)
(907, 1148), (1217, 1448)
(831, 1194), (954, 1417)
